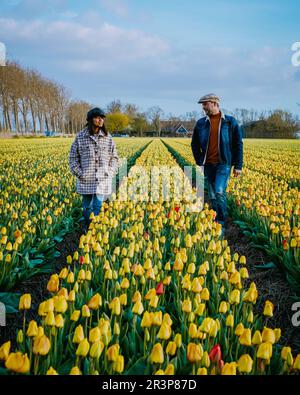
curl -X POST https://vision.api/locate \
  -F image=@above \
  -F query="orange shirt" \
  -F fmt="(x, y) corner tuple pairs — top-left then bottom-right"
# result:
(205, 112), (221, 164)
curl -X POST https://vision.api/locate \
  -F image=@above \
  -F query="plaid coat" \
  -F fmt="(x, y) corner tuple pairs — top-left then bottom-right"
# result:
(69, 127), (119, 195)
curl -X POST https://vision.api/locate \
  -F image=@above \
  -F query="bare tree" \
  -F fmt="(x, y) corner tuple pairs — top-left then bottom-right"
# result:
(147, 106), (164, 137)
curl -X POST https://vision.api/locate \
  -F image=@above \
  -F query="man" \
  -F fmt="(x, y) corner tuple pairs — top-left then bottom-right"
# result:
(69, 107), (119, 232)
(191, 94), (243, 235)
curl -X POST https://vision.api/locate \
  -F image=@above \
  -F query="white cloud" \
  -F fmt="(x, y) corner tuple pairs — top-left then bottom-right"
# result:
(0, 16), (299, 115)
(0, 17), (169, 63)
(98, 0), (129, 18)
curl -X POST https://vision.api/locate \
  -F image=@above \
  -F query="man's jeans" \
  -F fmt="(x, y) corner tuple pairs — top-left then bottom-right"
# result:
(204, 164), (231, 227)
(81, 194), (105, 229)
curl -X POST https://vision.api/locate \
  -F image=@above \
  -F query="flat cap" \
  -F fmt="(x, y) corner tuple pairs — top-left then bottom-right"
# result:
(86, 107), (106, 121)
(197, 93), (220, 104)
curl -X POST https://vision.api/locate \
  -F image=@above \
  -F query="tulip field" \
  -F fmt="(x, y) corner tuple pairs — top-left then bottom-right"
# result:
(0, 137), (299, 375)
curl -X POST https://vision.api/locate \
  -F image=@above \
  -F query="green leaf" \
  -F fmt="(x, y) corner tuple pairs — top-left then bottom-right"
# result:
(124, 357), (148, 375)
(0, 292), (21, 313)
(255, 262), (277, 269)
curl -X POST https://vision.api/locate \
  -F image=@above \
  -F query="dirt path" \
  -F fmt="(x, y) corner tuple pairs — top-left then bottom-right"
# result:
(225, 216), (300, 353)
(0, 222), (84, 347)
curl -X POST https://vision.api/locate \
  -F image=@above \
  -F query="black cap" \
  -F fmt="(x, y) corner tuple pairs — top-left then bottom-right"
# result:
(86, 107), (106, 121)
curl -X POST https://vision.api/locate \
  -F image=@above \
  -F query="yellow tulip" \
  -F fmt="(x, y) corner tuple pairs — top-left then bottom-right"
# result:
(221, 362), (237, 375)
(71, 310), (81, 322)
(0, 341), (11, 361)
(89, 327), (101, 343)
(55, 314), (64, 328)
(109, 297), (121, 316)
(187, 343), (203, 363)
(112, 355), (124, 373)
(46, 367), (59, 375)
(263, 301), (274, 317)
(69, 366), (82, 375)
(150, 343), (164, 364)
(257, 342), (273, 360)
(239, 328), (252, 346)
(252, 330), (262, 345)
(5, 352), (30, 374)
(174, 334), (182, 348)
(262, 327), (276, 344)
(33, 335), (51, 356)
(76, 339), (90, 357)
(237, 354), (253, 373)
(229, 289), (240, 304)
(26, 321), (38, 337)
(106, 344), (120, 361)
(90, 340), (105, 359)
(157, 323), (172, 340)
(141, 311), (152, 328)
(19, 294), (31, 310)
(88, 293), (102, 310)
(73, 325), (84, 344)
(226, 314), (234, 328)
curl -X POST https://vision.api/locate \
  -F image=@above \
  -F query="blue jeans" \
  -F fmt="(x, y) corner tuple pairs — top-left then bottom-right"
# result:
(204, 164), (231, 227)
(81, 194), (105, 227)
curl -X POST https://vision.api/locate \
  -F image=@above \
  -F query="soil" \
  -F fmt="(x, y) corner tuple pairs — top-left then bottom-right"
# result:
(225, 216), (300, 353)
(0, 222), (85, 349)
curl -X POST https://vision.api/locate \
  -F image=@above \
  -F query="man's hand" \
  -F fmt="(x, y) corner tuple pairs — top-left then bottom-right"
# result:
(233, 169), (242, 177)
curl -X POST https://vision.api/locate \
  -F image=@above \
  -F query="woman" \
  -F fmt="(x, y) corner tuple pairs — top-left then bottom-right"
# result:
(69, 107), (119, 231)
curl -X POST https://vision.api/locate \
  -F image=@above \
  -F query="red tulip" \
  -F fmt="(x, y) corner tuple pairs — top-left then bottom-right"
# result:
(174, 206), (180, 213)
(156, 282), (164, 295)
(209, 344), (222, 364)
(79, 256), (84, 265)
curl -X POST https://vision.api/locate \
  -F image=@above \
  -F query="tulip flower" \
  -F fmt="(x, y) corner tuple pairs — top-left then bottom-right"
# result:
(156, 282), (164, 295)
(47, 274), (59, 293)
(257, 342), (273, 360)
(209, 344), (222, 364)
(70, 366), (82, 375)
(132, 301), (144, 315)
(89, 327), (101, 343)
(239, 328), (252, 346)
(19, 294), (31, 310)
(238, 354), (253, 373)
(293, 354), (300, 371)
(0, 341), (11, 361)
(5, 352), (30, 374)
(141, 311), (152, 328)
(26, 321), (38, 337)
(187, 343), (203, 363)
(262, 327), (276, 344)
(150, 343), (164, 364)
(221, 362), (237, 375)
(106, 344), (120, 362)
(88, 293), (102, 310)
(76, 339), (90, 357)
(157, 323), (172, 340)
(252, 330), (262, 345)
(33, 335), (51, 356)
(46, 367), (59, 375)
(166, 341), (177, 356)
(73, 325), (85, 344)
(112, 355), (124, 373)
(197, 367), (208, 375)
(90, 340), (105, 359)
(263, 301), (274, 317)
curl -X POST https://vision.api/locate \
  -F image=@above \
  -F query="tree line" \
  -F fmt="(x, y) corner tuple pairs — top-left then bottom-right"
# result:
(0, 61), (299, 137)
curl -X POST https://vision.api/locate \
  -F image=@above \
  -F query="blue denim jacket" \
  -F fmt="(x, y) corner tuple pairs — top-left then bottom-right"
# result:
(191, 112), (243, 170)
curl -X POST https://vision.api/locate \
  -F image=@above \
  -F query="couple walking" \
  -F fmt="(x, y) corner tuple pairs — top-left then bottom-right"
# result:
(69, 95), (243, 234)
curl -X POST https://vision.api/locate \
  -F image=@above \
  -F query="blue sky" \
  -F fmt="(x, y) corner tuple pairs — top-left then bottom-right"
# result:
(1, 0), (300, 117)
